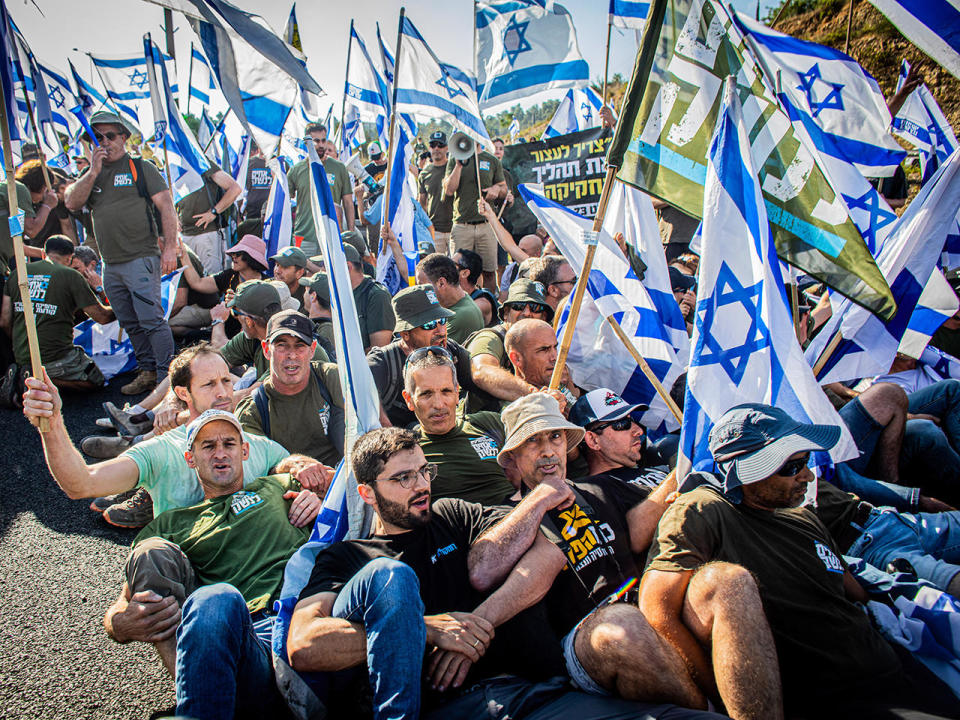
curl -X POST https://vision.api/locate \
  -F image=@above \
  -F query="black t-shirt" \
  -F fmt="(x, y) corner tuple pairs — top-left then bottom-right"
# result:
(591, 465), (670, 491)
(366, 340), (479, 428)
(299, 498), (565, 700)
(364, 160), (387, 183)
(536, 476), (650, 635)
(813, 480), (871, 553)
(245, 156), (273, 220)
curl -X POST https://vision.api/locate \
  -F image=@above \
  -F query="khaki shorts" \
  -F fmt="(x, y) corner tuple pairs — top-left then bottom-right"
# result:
(451, 222), (498, 271)
(434, 231), (452, 256)
(46, 346), (105, 386)
(168, 304), (212, 329)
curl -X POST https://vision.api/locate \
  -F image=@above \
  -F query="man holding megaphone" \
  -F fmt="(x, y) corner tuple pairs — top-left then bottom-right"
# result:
(443, 134), (507, 293)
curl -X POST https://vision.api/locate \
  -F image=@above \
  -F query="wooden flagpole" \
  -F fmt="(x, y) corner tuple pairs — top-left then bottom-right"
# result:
(606, 317), (683, 422)
(379, 7), (405, 254)
(602, 18), (613, 106)
(185, 41), (195, 118)
(340, 21), (354, 155)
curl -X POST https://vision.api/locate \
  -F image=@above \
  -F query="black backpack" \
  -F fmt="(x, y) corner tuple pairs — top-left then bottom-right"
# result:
(127, 156), (163, 237)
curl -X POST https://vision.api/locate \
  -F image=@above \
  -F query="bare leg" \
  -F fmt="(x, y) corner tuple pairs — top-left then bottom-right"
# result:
(481, 270), (498, 293)
(575, 602), (706, 709)
(683, 562), (783, 720)
(138, 375), (171, 412)
(155, 637), (176, 678)
(858, 383), (908, 484)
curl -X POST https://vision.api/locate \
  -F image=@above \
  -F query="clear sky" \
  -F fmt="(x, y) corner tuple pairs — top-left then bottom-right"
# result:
(9, 0), (778, 118)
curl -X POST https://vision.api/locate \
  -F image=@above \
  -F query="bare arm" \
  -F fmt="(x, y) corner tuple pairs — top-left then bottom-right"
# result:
(381, 221), (408, 283)
(81, 301), (115, 325)
(625, 470), (678, 554)
(443, 162), (462, 196)
(177, 249), (220, 294)
(104, 582), (180, 644)
(342, 192), (355, 231)
(477, 199), (528, 260)
(24, 201), (54, 238)
(471, 360), (535, 401)
(887, 64), (923, 118)
(21, 370), (140, 498)
(209, 302), (229, 349)
(151, 188), (179, 275)
(288, 591), (368, 672)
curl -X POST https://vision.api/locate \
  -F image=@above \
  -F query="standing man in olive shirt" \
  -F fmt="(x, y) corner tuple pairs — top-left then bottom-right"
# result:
(176, 162), (242, 274)
(444, 144), (506, 291)
(415, 253), (483, 344)
(418, 131), (454, 254)
(341, 243), (394, 351)
(287, 123), (354, 257)
(64, 111), (179, 395)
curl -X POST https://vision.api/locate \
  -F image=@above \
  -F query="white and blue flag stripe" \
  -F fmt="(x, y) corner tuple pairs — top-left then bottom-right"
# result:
(262, 157), (292, 261)
(609, 0), (650, 30)
(866, 0), (960, 80)
(542, 86), (603, 139)
(188, 43), (217, 108)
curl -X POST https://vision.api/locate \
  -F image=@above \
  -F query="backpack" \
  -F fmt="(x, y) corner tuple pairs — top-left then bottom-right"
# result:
(127, 157), (163, 238)
(377, 343), (407, 416)
(251, 365), (345, 456)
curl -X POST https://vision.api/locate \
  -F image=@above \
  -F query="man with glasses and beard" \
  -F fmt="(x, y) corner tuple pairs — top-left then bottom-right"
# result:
(65, 110), (179, 395)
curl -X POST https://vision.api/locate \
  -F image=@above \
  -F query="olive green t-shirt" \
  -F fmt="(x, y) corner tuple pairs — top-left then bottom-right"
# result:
(466, 325), (509, 367)
(85, 155), (167, 264)
(134, 474), (310, 613)
(445, 151), (504, 224)
(4, 259), (97, 365)
(0, 181), (37, 274)
(219, 332), (329, 379)
(288, 157), (352, 256)
(647, 485), (901, 708)
(354, 277), (395, 350)
(177, 165), (234, 237)
(417, 162), (453, 233)
(235, 362), (345, 466)
(446, 293), (484, 345)
(415, 411), (515, 506)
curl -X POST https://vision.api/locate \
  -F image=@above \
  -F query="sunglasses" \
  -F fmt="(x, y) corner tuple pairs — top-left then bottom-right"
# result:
(420, 317), (447, 330)
(774, 453), (811, 478)
(405, 345), (453, 368)
(382, 462), (439, 489)
(505, 302), (548, 314)
(429, 142), (446, 148)
(588, 416), (645, 434)
(93, 131), (121, 142)
(549, 277), (578, 287)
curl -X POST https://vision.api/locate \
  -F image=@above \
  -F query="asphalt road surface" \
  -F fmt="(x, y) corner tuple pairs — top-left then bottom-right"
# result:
(0, 372), (175, 719)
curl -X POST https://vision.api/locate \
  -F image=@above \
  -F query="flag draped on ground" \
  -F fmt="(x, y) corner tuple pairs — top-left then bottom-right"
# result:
(521, 182), (687, 433)
(679, 79), (857, 483)
(865, 0), (960, 81)
(806, 149), (960, 383)
(541, 86), (603, 139)
(609, 0), (895, 320)
(474, 0), (589, 109)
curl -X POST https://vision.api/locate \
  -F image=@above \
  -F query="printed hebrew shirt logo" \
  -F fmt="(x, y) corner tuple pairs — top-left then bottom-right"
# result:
(326, 172), (336, 187)
(251, 169), (272, 187)
(230, 491), (264, 515)
(430, 542), (458, 564)
(479, 160), (491, 172)
(114, 173), (133, 187)
(814, 541), (844, 574)
(318, 406), (330, 434)
(469, 435), (498, 460)
(425, 288), (439, 305)
(27, 273), (50, 301)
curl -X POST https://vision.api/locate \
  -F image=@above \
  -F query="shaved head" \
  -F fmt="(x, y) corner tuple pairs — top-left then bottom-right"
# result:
(519, 234), (544, 258)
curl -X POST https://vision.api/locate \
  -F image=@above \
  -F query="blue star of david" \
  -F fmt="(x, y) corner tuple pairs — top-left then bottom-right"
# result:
(796, 64), (844, 118)
(502, 16), (532, 66)
(696, 262), (771, 385)
(435, 69), (466, 100)
(128, 68), (149, 90)
(48, 86), (65, 109)
(580, 101), (593, 124)
(841, 189), (897, 254)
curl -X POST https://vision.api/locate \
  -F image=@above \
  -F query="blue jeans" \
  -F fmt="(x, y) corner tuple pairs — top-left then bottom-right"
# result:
(832, 463), (918, 511)
(332, 557), (426, 720)
(175, 583), (283, 720)
(908, 379), (960, 452)
(846, 508), (960, 590)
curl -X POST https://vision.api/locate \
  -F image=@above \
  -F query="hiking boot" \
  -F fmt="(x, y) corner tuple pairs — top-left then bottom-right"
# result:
(103, 488), (154, 529)
(121, 370), (157, 396)
(0, 363), (20, 409)
(89, 488), (138, 514)
(104, 401), (153, 436)
(80, 434), (135, 459)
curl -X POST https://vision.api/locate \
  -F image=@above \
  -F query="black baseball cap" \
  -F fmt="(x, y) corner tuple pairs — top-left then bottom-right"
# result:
(266, 309), (315, 345)
(429, 131), (447, 146)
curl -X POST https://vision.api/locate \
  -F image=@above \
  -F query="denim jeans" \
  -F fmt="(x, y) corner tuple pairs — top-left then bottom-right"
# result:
(846, 508), (960, 590)
(832, 463), (918, 511)
(331, 557), (426, 720)
(175, 583), (284, 720)
(908, 379), (960, 452)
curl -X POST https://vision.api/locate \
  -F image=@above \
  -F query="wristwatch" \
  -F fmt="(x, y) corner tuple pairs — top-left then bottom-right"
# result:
(94, 285), (104, 294)
(210, 206), (220, 216)
(211, 318), (224, 326)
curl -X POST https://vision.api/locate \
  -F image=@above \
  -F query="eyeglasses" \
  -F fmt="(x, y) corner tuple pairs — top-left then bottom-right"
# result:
(420, 317), (447, 330)
(505, 302), (548, 314)
(588, 416), (645, 434)
(774, 453), (811, 478)
(93, 131), (121, 142)
(405, 345), (453, 368)
(550, 277), (577, 287)
(382, 462), (439, 489)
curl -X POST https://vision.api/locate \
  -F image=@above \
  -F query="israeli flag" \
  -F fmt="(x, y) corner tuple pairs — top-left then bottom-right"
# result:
(183, 0), (321, 159)
(89, 48), (178, 132)
(376, 21), (395, 84)
(475, 1), (589, 109)
(942, 217), (960, 271)
(866, 0), (960, 80)
(37, 62), (81, 136)
(806, 149), (960, 383)
(737, 13), (905, 178)
(0, 0), (23, 146)
(271, 141), (379, 699)
(188, 43), (218, 109)
(679, 80), (857, 483)
(345, 24), (391, 131)
(542, 86), (603, 139)
(919, 344), (960, 382)
(395, 16), (490, 146)
(69, 60), (109, 120)
(73, 270), (182, 380)
(893, 61), (958, 181)
(263, 156), (292, 261)
(197, 108), (217, 161)
(143, 34), (210, 202)
(376, 124), (418, 295)
(609, 0), (650, 30)
(341, 101), (364, 153)
(521, 182), (688, 433)
(508, 116), (520, 141)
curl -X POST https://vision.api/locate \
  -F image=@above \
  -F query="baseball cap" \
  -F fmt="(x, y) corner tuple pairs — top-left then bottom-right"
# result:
(185, 409), (244, 449)
(227, 280), (283, 319)
(393, 284), (454, 331)
(429, 131), (448, 146)
(669, 266), (696, 292)
(266, 309), (315, 345)
(498, 393), (584, 466)
(569, 388), (648, 428)
(708, 403), (841, 500)
(368, 141), (384, 158)
(299, 272), (330, 304)
(341, 229), (368, 258)
(85, 110), (136, 141)
(270, 246), (308, 268)
(266, 280), (301, 312)
(500, 278), (553, 322)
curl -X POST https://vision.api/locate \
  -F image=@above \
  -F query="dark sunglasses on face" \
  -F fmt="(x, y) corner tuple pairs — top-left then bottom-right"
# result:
(775, 453), (811, 478)
(550, 277), (577, 287)
(420, 317), (447, 330)
(506, 302), (547, 314)
(429, 142), (446, 149)
(589, 416), (645, 434)
(93, 131), (121, 142)
(405, 345), (453, 369)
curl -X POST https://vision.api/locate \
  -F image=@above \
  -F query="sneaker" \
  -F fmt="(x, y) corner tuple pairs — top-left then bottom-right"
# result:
(121, 370), (157, 396)
(80, 434), (135, 459)
(95, 417), (115, 430)
(103, 401), (153, 436)
(103, 488), (154, 529)
(0, 363), (19, 409)
(89, 488), (138, 514)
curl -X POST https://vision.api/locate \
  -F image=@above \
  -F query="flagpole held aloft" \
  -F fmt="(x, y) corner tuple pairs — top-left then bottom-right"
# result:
(0, 77), (47, 430)
(380, 7), (405, 254)
(602, 18), (613, 106)
(606, 316), (683, 422)
(339, 20), (354, 154)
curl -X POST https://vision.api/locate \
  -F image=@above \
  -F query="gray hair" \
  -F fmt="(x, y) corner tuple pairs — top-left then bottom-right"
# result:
(402, 349), (458, 395)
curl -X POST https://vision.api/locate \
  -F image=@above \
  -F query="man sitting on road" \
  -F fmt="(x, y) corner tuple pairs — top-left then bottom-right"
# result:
(125, 409), (319, 717)
(505, 318), (580, 408)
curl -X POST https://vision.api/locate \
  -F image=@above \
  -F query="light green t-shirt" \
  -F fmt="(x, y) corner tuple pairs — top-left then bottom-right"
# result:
(134, 475), (310, 613)
(125, 424), (289, 516)
(288, 157), (352, 256)
(446, 293), (484, 345)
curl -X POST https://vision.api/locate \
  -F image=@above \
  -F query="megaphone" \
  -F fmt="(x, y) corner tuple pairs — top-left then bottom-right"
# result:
(345, 152), (383, 197)
(449, 132), (475, 162)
